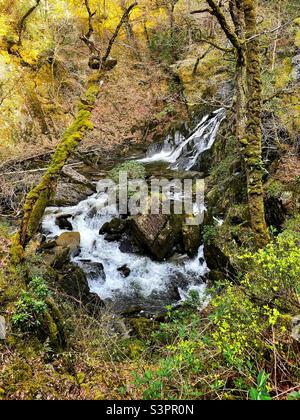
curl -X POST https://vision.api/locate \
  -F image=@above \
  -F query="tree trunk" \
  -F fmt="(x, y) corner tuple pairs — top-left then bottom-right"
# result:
(11, 2), (138, 261)
(11, 73), (104, 261)
(231, 1), (247, 146)
(243, 0), (270, 247)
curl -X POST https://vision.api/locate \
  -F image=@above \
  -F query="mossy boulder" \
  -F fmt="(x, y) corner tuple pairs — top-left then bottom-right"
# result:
(128, 317), (159, 339)
(182, 222), (202, 256)
(204, 243), (237, 283)
(108, 161), (146, 183)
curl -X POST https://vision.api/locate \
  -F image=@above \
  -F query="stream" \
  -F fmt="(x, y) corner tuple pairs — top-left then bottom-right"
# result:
(42, 109), (225, 314)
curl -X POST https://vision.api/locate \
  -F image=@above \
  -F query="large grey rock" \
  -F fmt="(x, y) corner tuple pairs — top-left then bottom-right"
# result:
(204, 244), (237, 283)
(53, 168), (96, 206)
(131, 213), (182, 261)
(42, 232), (80, 268)
(78, 261), (106, 283)
(56, 232), (80, 253)
(54, 182), (95, 206)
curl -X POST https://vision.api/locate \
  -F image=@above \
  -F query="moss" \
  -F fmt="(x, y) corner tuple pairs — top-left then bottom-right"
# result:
(267, 180), (285, 199)
(295, 30), (300, 48)
(16, 77), (102, 250)
(10, 232), (25, 265)
(44, 311), (58, 345)
(275, 58), (293, 89)
(127, 339), (145, 359)
(108, 161), (146, 183)
(129, 317), (159, 339)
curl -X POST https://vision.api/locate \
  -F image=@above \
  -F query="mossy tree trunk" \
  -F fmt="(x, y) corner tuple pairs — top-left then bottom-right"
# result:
(230, 0), (247, 147)
(202, 0), (270, 248)
(242, 0), (270, 247)
(12, 74), (103, 259)
(11, 2), (138, 261)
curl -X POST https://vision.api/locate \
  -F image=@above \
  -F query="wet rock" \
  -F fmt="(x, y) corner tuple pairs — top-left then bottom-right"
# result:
(118, 264), (131, 278)
(78, 261), (106, 282)
(54, 182), (95, 207)
(131, 213), (182, 261)
(56, 232), (80, 255)
(182, 223), (201, 256)
(42, 245), (72, 269)
(56, 214), (73, 231)
(204, 244), (237, 283)
(53, 168), (96, 207)
(119, 235), (140, 254)
(57, 263), (103, 313)
(168, 253), (190, 264)
(42, 232), (81, 268)
(265, 196), (286, 231)
(104, 233), (122, 242)
(99, 218), (127, 235)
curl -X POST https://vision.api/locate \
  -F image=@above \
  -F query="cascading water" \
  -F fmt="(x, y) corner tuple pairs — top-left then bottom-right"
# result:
(42, 109), (225, 313)
(139, 108), (225, 171)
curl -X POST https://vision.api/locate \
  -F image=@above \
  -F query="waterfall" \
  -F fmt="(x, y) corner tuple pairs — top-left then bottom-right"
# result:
(139, 108), (225, 171)
(42, 109), (224, 313)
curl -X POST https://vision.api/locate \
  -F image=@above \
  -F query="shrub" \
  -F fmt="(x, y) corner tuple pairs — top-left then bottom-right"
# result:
(12, 277), (51, 333)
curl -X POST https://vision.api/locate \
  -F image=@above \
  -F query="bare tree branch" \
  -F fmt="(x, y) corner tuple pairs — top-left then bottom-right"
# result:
(246, 19), (294, 42)
(193, 46), (213, 76)
(84, 0), (96, 39)
(102, 2), (138, 65)
(262, 87), (298, 104)
(200, 38), (234, 53)
(205, 0), (243, 54)
(191, 8), (212, 15)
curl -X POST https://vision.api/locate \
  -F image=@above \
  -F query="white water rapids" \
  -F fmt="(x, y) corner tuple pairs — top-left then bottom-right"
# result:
(42, 109), (225, 312)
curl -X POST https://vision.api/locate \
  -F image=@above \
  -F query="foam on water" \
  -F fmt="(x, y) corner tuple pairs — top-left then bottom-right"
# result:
(42, 191), (207, 303)
(42, 109), (225, 310)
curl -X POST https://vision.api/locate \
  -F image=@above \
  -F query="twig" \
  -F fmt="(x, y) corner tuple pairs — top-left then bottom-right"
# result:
(191, 8), (212, 15)
(246, 19), (294, 42)
(263, 87), (297, 104)
(193, 46), (214, 76)
(200, 39), (234, 53)
(1, 162), (83, 176)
